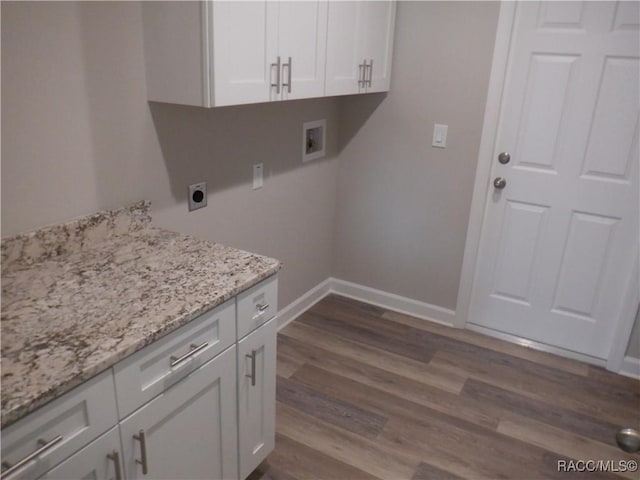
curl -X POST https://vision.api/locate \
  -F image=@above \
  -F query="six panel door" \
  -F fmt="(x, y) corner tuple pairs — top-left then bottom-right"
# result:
(469, 1), (639, 359)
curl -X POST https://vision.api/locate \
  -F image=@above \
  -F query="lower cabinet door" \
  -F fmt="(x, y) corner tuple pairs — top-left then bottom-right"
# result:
(120, 346), (238, 480)
(40, 427), (122, 480)
(237, 317), (277, 479)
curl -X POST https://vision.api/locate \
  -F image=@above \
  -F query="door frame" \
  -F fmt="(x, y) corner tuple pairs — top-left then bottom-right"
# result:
(453, 1), (639, 372)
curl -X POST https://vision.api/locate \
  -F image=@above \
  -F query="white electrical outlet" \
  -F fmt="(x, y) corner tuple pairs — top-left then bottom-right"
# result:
(188, 182), (207, 211)
(253, 163), (264, 190)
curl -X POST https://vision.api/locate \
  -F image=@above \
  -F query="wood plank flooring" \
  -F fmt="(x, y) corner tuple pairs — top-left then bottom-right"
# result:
(251, 295), (640, 480)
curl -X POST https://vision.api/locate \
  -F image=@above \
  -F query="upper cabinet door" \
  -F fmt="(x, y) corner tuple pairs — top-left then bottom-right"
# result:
(325, 1), (396, 96)
(278, 1), (328, 100)
(360, 1), (396, 93)
(143, 1), (211, 107)
(212, 1), (278, 107)
(325, 1), (365, 96)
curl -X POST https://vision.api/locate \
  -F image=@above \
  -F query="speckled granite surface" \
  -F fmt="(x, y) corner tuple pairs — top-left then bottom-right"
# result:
(1, 202), (280, 427)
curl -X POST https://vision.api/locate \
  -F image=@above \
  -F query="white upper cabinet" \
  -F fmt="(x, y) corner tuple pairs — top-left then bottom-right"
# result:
(143, 1), (395, 107)
(144, 1), (328, 107)
(325, 1), (396, 96)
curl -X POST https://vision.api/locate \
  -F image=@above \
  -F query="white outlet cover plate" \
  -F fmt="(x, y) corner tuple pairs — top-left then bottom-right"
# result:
(432, 124), (448, 148)
(253, 163), (264, 190)
(302, 119), (327, 162)
(188, 182), (207, 211)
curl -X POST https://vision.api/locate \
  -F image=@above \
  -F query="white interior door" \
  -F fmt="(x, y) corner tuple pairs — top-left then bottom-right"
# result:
(469, 1), (639, 360)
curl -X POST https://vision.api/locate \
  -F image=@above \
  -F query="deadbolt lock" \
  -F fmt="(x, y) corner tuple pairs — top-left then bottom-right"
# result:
(498, 152), (511, 164)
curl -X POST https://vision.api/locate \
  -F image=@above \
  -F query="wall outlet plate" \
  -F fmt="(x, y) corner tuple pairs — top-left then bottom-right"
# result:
(432, 124), (448, 148)
(188, 182), (207, 211)
(302, 119), (327, 162)
(253, 163), (264, 190)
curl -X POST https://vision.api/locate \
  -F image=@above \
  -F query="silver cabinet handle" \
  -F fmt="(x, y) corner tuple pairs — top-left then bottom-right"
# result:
(271, 56), (281, 94)
(367, 59), (373, 87)
(170, 342), (208, 367)
(358, 63), (364, 86)
(246, 350), (257, 386)
(107, 450), (123, 480)
(282, 56), (292, 93)
(0, 435), (63, 479)
(133, 430), (148, 475)
(252, 303), (269, 320)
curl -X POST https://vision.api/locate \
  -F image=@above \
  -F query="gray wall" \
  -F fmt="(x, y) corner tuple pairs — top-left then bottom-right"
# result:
(1, 1), (340, 308)
(333, 1), (500, 310)
(626, 307), (640, 358)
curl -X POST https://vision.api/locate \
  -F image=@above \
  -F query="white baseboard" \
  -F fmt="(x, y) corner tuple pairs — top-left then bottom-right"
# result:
(329, 278), (455, 326)
(277, 277), (456, 331)
(619, 356), (640, 380)
(276, 278), (333, 330)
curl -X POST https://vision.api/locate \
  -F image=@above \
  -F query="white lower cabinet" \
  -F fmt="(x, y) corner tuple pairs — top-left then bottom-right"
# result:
(120, 346), (238, 480)
(237, 317), (277, 479)
(1, 276), (278, 480)
(39, 428), (122, 480)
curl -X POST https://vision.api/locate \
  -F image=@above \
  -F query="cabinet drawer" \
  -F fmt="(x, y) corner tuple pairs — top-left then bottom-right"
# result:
(113, 299), (235, 419)
(1, 370), (117, 480)
(237, 276), (278, 340)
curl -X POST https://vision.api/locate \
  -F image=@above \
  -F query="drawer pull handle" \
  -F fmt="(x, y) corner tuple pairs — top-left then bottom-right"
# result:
(0, 435), (63, 479)
(107, 450), (123, 480)
(133, 430), (149, 475)
(257, 303), (269, 313)
(170, 342), (209, 368)
(246, 350), (257, 386)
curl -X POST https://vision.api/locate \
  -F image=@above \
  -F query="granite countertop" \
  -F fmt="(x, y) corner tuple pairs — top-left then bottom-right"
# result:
(1, 202), (281, 427)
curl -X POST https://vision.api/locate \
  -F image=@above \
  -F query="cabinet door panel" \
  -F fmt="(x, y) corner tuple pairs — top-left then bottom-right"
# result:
(279, 1), (328, 100)
(39, 428), (121, 480)
(142, 1), (208, 107)
(212, 1), (278, 106)
(120, 347), (237, 480)
(361, 1), (396, 93)
(325, 1), (365, 96)
(237, 317), (277, 479)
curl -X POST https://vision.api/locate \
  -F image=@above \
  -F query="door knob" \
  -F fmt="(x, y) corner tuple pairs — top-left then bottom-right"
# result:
(493, 177), (507, 189)
(498, 152), (511, 164)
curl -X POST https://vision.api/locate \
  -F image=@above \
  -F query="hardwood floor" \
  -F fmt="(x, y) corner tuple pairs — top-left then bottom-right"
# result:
(251, 295), (640, 480)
